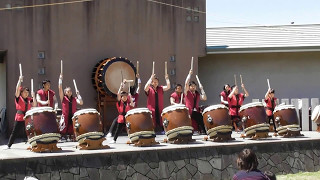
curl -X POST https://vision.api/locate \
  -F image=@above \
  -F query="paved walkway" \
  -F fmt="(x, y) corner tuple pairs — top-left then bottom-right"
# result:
(0, 131), (319, 160)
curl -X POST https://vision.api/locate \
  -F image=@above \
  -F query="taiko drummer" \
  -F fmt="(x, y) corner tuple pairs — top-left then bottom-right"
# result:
(264, 88), (277, 135)
(220, 84), (231, 107)
(228, 84), (249, 131)
(110, 91), (134, 143)
(36, 79), (58, 109)
(4, 76), (37, 149)
(170, 84), (184, 105)
(58, 74), (83, 141)
(144, 73), (170, 133)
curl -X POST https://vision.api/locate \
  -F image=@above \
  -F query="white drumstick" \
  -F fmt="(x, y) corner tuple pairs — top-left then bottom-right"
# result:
(234, 74), (237, 86)
(165, 61), (167, 75)
(31, 79), (33, 93)
(48, 90), (50, 106)
(267, 79), (271, 89)
(191, 57), (194, 71)
(240, 74), (243, 85)
(137, 61), (139, 74)
(152, 61), (155, 75)
(196, 75), (201, 87)
(180, 93), (183, 104)
(73, 79), (78, 92)
(128, 82), (130, 93)
(126, 80), (134, 83)
(61, 60), (63, 75)
(19, 63), (22, 76)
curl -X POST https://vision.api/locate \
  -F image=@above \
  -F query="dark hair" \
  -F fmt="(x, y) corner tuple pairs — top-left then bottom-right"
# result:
(20, 87), (29, 93)
(231, 85), (236, 90)
(264, 171), (276, 180)
(189, 81), (197, 87)
(120, 91), (128, 96)
(270, 89), (275, 94)
(237, 148), (258, 171)
(152, 77), (159, 81)
(42, 79), (51, 86)
(223, 84), (230, 91)
(175, 84), (182, 90)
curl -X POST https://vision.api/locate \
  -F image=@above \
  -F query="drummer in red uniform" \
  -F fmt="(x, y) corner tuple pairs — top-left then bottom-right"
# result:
(58, 74), (83, 141)
(110, 90), (134, 143)
(107, 74), (141, 138)
(144, 73), (170, 133)
(4, 76), (37, 149)
(36, 79), (58, 109)
(220, 84), (231, 107)
(184, 70), (207, 134)
(264, 88), (277, 135)
(170, 84), (184, 105)
(228, 84), (249, 131)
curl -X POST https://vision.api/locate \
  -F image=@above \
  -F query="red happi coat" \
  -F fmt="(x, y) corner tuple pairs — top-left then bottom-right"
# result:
(37, 89), (55, 108)
(60, 96), (77, 134)
(131, 93), (139, 108)
(265, 97), (277, 116)
(15, 96), (32, 121)
(170, 92), (185, 104)
(116, 99), (132, 123)
(228, 93), (245, 116)
(220, 90), (230, 105)
(185, 90), (200, 115)
(146, 86), (164, 125)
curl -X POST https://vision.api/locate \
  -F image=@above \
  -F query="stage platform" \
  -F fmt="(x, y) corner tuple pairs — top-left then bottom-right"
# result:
(0, 131), (320, 180)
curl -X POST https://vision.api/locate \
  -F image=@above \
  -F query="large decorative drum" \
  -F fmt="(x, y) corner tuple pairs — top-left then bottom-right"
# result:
(125, 108), (158, 146)
(92, 57), (137, 97)
(239, 102), (269, 138)
(311, 105), (320, 132)
(72, 108), (108, 150)
(24, 107), (61, 152)
(202, 104), (233, 141)
(161, 104), (194, 143)
(274, 105), (302, 137)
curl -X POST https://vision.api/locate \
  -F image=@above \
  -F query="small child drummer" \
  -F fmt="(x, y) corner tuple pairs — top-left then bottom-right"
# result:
(264, 88), (277, 135)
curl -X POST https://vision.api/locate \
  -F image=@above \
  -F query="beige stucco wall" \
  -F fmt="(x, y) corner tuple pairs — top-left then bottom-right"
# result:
(0, 0), (206, 132)
(199, 51), (320, 105)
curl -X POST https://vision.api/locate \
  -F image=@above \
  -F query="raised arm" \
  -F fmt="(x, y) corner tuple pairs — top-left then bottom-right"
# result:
(144, 74), (154, 93)
(76, 91), (83, 105)
(242, 84), (249, 97)
(136, 74), (141, 94)
(184, 70), (192, 94)
(162, 74), (171, 91)
(117, 80), (125, 101)
(58, 74), (64, 103)
(128, 93), (135, 108)
(15, 76), (23, 98)
(31, 91), (37, 107)
(199, 84), (207, 101)
(265, 88), (271, 100)
(228, 86), (237, 99)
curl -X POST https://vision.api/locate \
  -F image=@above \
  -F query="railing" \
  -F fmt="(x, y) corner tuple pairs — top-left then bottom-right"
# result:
(252, 98), (318, 131)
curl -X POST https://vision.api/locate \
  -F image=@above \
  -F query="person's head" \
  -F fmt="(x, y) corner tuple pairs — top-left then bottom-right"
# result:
(151, 77), (159, 88)
(269, 89), (275, 98)
(64, 87), (72, 98)
(189, 81), (197, 92)
(20, 87), (30, 99)
(42, 79), (51, 91)
(224, 84), (231, 91)
(237, 148), (259, 172)
(120, 91), (128, 102)
(264, 171), (276, 180)
(231, 85), (239, 95)
(175, 84), (183, 93)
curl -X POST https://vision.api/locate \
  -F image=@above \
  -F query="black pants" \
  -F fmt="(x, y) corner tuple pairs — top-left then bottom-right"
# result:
(113, 123), (125, 141)
(108, 117), (118, 135)
(192, 111), (206, 133)
(268, 115), (277, 132)
(8, 121), (25, 147)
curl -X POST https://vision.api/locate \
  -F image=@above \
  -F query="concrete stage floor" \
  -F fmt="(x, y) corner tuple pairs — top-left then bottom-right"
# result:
(0, 131), (319, 160)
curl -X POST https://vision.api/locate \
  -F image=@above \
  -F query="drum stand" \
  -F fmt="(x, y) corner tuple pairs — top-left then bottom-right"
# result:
(28, 141), (61, 153)
(127, 138), (159, 147)
(163, 134), (195, 144)
(280, 129), (303, 138)
(77, 137), (110, 150)
(317, 124), (320, 132)
(204, 131), (234, 142)
(241, 130), (270, 140)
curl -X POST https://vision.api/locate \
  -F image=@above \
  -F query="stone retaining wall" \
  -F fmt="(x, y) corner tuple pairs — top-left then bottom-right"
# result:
(0, 140), (319, 180)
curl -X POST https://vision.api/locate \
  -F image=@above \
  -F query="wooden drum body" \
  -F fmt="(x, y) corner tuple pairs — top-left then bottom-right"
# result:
(161, 104), (193, 143)
(202, 105), (233, 141)
(125, 108), (157, 146)
(274, 105), (301, 137)
(72, 109), (105, 145)
(239, 102), (269, 138)
(311, 105), (320, 132)
(24, 107), (61, 151)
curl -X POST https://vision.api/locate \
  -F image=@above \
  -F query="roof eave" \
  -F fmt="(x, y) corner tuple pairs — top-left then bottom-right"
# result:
(206, 46), (320, 54)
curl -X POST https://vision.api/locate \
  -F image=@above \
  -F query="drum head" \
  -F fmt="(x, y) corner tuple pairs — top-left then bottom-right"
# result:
(202, 104), (227, 115)
(92, 57), (137, 97)
(274, 104), (295, 113)
(239, 102), (264, 112)
(311, 105), (320, 122)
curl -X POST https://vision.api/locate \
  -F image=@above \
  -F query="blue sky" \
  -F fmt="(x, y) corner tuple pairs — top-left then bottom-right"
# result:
(207, 0), (320, 27)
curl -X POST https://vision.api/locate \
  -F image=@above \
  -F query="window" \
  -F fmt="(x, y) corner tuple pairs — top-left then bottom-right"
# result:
(38, 51), (45, 59)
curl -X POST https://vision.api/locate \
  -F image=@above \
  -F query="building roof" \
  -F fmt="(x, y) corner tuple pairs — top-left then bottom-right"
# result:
(206, 24), (320, 54)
